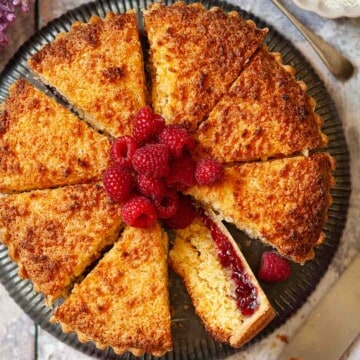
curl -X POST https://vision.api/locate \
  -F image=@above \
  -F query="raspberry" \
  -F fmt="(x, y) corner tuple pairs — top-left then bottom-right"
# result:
(195, 158), (224, 186)
(121, 195), (157, 228)
(158, 124), (195, 158)
(133, 106), (165, 145)
(110, 136), (137, 168)
(103, 165), (134, 203)
(132, 144), (170, 178)
(136, 174), (166, 199)
(258, 252), (291, 282)
(153, 189), (179, 219)
(166, 152), (196, 191)
(164, 194), (195, 229)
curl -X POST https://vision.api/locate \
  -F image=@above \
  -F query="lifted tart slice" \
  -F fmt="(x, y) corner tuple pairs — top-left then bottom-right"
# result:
(0, 183), (122, 304)
(186, 154), (335, 263)
(169, 209), (275, 348)
(144, 1), (268, 131)
(28, 11), (146, 138)
(0, 80), (111, 193)
(194, 47), (328, 163)
(52, 224), (172, 357)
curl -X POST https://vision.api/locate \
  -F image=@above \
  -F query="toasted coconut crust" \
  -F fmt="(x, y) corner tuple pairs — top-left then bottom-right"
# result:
(28, 11), (146, 138)
(144, 1), (268, 131)
(52, 225), (172, 357)
(186, 154), (335, 263)
(194, 47), (328, 163)
(169, 212), (275, 347)
(0, 183), (122, 304)
(0, 79), (111, 193)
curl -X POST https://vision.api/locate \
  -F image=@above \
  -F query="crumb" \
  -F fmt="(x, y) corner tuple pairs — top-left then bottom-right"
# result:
(276, 334), (289, 343)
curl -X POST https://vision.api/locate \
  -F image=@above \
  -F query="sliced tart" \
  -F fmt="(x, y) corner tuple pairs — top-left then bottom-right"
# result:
(0, 80), (111, 193)
(52, 224), (172, 357)
(0, 183), (122, 304)
(186, 154), (335, 263)
(194, 47), (328, 163)
(28, 11), (146, 138)
(169, 209), (275, 347)
(144, 1), (268, 131)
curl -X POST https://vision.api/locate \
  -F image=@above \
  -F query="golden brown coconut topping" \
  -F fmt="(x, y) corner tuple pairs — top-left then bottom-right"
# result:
(0, 80), (111, 193)
(28, 11), (147, 138)
(194, 47), (328, 163)
(145, 1), (268, 131)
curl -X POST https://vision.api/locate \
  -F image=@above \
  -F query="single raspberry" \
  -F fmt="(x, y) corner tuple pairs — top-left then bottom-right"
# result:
(110, 135), (137, 168)
(158, 124), (195, 158)
(153, 189), (179, 219)
(258, 252), (291, 282)
(164, 194), (195, 229)
(166, 152), (196, 191)
(195, 158), (224, 186)
(121, 195), (157, 228)
(133, 106), (165, 145)
(132, 143), (170, 178)
(136, 174), (166, 199)
(103, 165), (134, 203)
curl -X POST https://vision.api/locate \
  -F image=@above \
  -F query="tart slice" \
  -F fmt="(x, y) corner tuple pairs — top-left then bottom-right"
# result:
(186, 154), (335, 263)
(194, 47), (328, 163)
(169, 209), (275, 348)
(0, 80), (111, 193)
(28, 11), (146, 138)
(0, 183), (122, 304)
(52, 224), (172, 357)
(144, 1), (268, 131)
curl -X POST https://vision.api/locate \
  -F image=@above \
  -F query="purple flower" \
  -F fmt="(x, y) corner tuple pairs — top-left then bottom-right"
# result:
(0, 0), (33, 50)
(13, 0), (31, 12)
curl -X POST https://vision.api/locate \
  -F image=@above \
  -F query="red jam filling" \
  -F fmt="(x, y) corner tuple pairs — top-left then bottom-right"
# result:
(198, 210), (259, 316)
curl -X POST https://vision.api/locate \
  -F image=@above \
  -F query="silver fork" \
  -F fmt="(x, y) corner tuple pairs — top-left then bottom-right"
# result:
(271, 0), (354, 80)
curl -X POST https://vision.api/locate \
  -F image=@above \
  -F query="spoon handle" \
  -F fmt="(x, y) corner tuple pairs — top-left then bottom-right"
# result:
(272, 0), (354, 80)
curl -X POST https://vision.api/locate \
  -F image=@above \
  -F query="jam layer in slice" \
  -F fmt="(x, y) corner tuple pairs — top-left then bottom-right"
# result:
(169, 209), (275, 348)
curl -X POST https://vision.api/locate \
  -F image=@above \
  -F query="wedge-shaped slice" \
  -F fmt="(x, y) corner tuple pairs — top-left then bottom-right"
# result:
(169, 209), (275, 348)
(186, 154), (335, 263)
(28, 11), (146, 138)
(0, 80), (111, 193)
(52, 224), (172, 357)
(144, 1), (268, 131)
(194, 47), (328, 163)
(0, 183), (122, 304)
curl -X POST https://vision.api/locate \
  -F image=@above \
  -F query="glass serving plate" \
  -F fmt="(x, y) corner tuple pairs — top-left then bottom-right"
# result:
(0, 0), (351, 359)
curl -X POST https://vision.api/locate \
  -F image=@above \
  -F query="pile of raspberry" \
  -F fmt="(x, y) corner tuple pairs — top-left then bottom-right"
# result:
(103, 106), (224, 230)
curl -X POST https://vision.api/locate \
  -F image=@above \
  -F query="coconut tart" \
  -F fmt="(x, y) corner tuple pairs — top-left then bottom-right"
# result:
(0, 183), (122, 304)
(186, 154), (335, 263)
(194, 47), (328, 163)
(52, 224), (172, 357)
(144, 1), (268, 131)
(170, 209), (275, 348)
(0, 79), (111, 193)
(28, 11), (147, 138)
